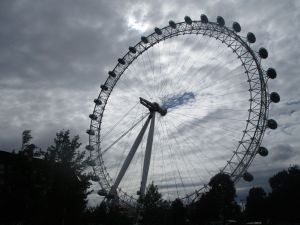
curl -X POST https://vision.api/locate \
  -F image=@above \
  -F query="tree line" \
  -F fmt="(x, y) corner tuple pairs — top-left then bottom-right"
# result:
(0, 130), (299, 225)
(85, 165), (300, 225)
(0, 130), (91, 225)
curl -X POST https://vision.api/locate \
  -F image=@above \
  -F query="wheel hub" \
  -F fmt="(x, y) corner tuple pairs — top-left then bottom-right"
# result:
(139, 97), (167, 116)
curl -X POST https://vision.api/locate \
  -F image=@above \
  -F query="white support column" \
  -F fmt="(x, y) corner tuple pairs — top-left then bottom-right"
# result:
(109, 115), (152, 196)
(140, 112), (156, 196)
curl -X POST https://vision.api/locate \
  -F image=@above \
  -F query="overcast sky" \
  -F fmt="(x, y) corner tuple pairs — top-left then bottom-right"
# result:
(1, 0), (300, 204)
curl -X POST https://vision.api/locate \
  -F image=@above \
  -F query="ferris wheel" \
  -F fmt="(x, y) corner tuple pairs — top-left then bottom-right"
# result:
(86, 14), (280, 204)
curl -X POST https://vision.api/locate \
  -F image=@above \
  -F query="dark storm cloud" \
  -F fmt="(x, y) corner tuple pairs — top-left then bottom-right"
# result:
(287, 99), (300, 106)
(158, 180), (204, 190)
(0, 0), (129, 90)
(0, 0), (135, 150)
(270, 144), (297, 162)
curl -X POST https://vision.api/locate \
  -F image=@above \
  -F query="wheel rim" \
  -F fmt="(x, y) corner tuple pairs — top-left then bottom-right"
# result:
(87, 18), (273, 204)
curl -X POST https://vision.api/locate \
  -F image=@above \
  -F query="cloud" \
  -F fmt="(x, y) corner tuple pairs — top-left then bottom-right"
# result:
(270, 144), (296, 162)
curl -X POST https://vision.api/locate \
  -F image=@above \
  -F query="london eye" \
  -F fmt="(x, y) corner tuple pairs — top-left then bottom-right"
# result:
(86, 14), (280, 205)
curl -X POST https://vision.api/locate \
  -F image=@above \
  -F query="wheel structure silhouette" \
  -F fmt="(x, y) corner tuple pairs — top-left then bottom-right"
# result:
(86, 14), (280, 205)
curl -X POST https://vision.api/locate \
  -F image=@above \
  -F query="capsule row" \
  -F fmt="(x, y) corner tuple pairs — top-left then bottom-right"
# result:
(100, 15), (275, 97)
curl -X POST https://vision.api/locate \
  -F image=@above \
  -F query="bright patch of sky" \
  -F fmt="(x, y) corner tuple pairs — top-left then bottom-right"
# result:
(127, 4), (151, 32)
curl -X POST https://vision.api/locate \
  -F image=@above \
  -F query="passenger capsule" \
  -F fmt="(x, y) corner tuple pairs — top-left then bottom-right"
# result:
(154, 27), (162, 35)
(97, 189), (107, 196)
(141, 36), (149, 44)
(169, 20), (177, 29)
(85, 145), (94, 151)
(267, 68), (277, 79)
(270, 92), (280, 103)
(200, 14), (208, 23)
(100, 85), (108, 91)
(94, 99), (102, 105)
(247, 32), (256, 43)
(217, 16), (225, 26)
(86, 129), (95, 135)
(118, 58), (126, 65)
(243, 172), (254, 182)
(267, 119), (278, 129)
(258, 146), (268, 157)
(259, 47), (268, 59)
(89, 114), (97, 120)
(108, 71), (116, 77)
(184, 16), (192, 25)
(129, 46), (136, 54)
(232, 22), (241, 32)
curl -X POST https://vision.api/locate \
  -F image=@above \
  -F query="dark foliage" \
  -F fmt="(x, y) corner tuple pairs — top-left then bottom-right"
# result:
(19, 130), (43, 158)
(170, 198), (186, 225)
(192, 173), (241, 225)
(106, 204), (132, 225)
(244, 187), (267, 222)
(43, 130), (86, 175)
(1, 130), (300, 225)
(41, 130), (91, 224)
(138, 182), (167, 225)
(267, 165), (300, 223)
(0, 130), (91, 225)
(84, 201), (108, 224)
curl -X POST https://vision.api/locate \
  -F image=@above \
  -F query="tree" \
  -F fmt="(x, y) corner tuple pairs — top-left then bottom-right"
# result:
(16, 130), (91, 225)
(244, 187), (267, 223)
(138, 182), (162, 208)
(19, 130), (42, 158)
(1, 130), (91, 225)
(92, 201), (108, 223)
(106, 204), (132, 225)
(208, 173), (236, 203)
(268, 166), (300, 223)
(138, 182), (165, 225)
(195, 173), (240, 224)
(21, 130), (32, 150)
(170, 198), (186, 225)
(42, 130), (91, 225)
(43, 130), (86, 175)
